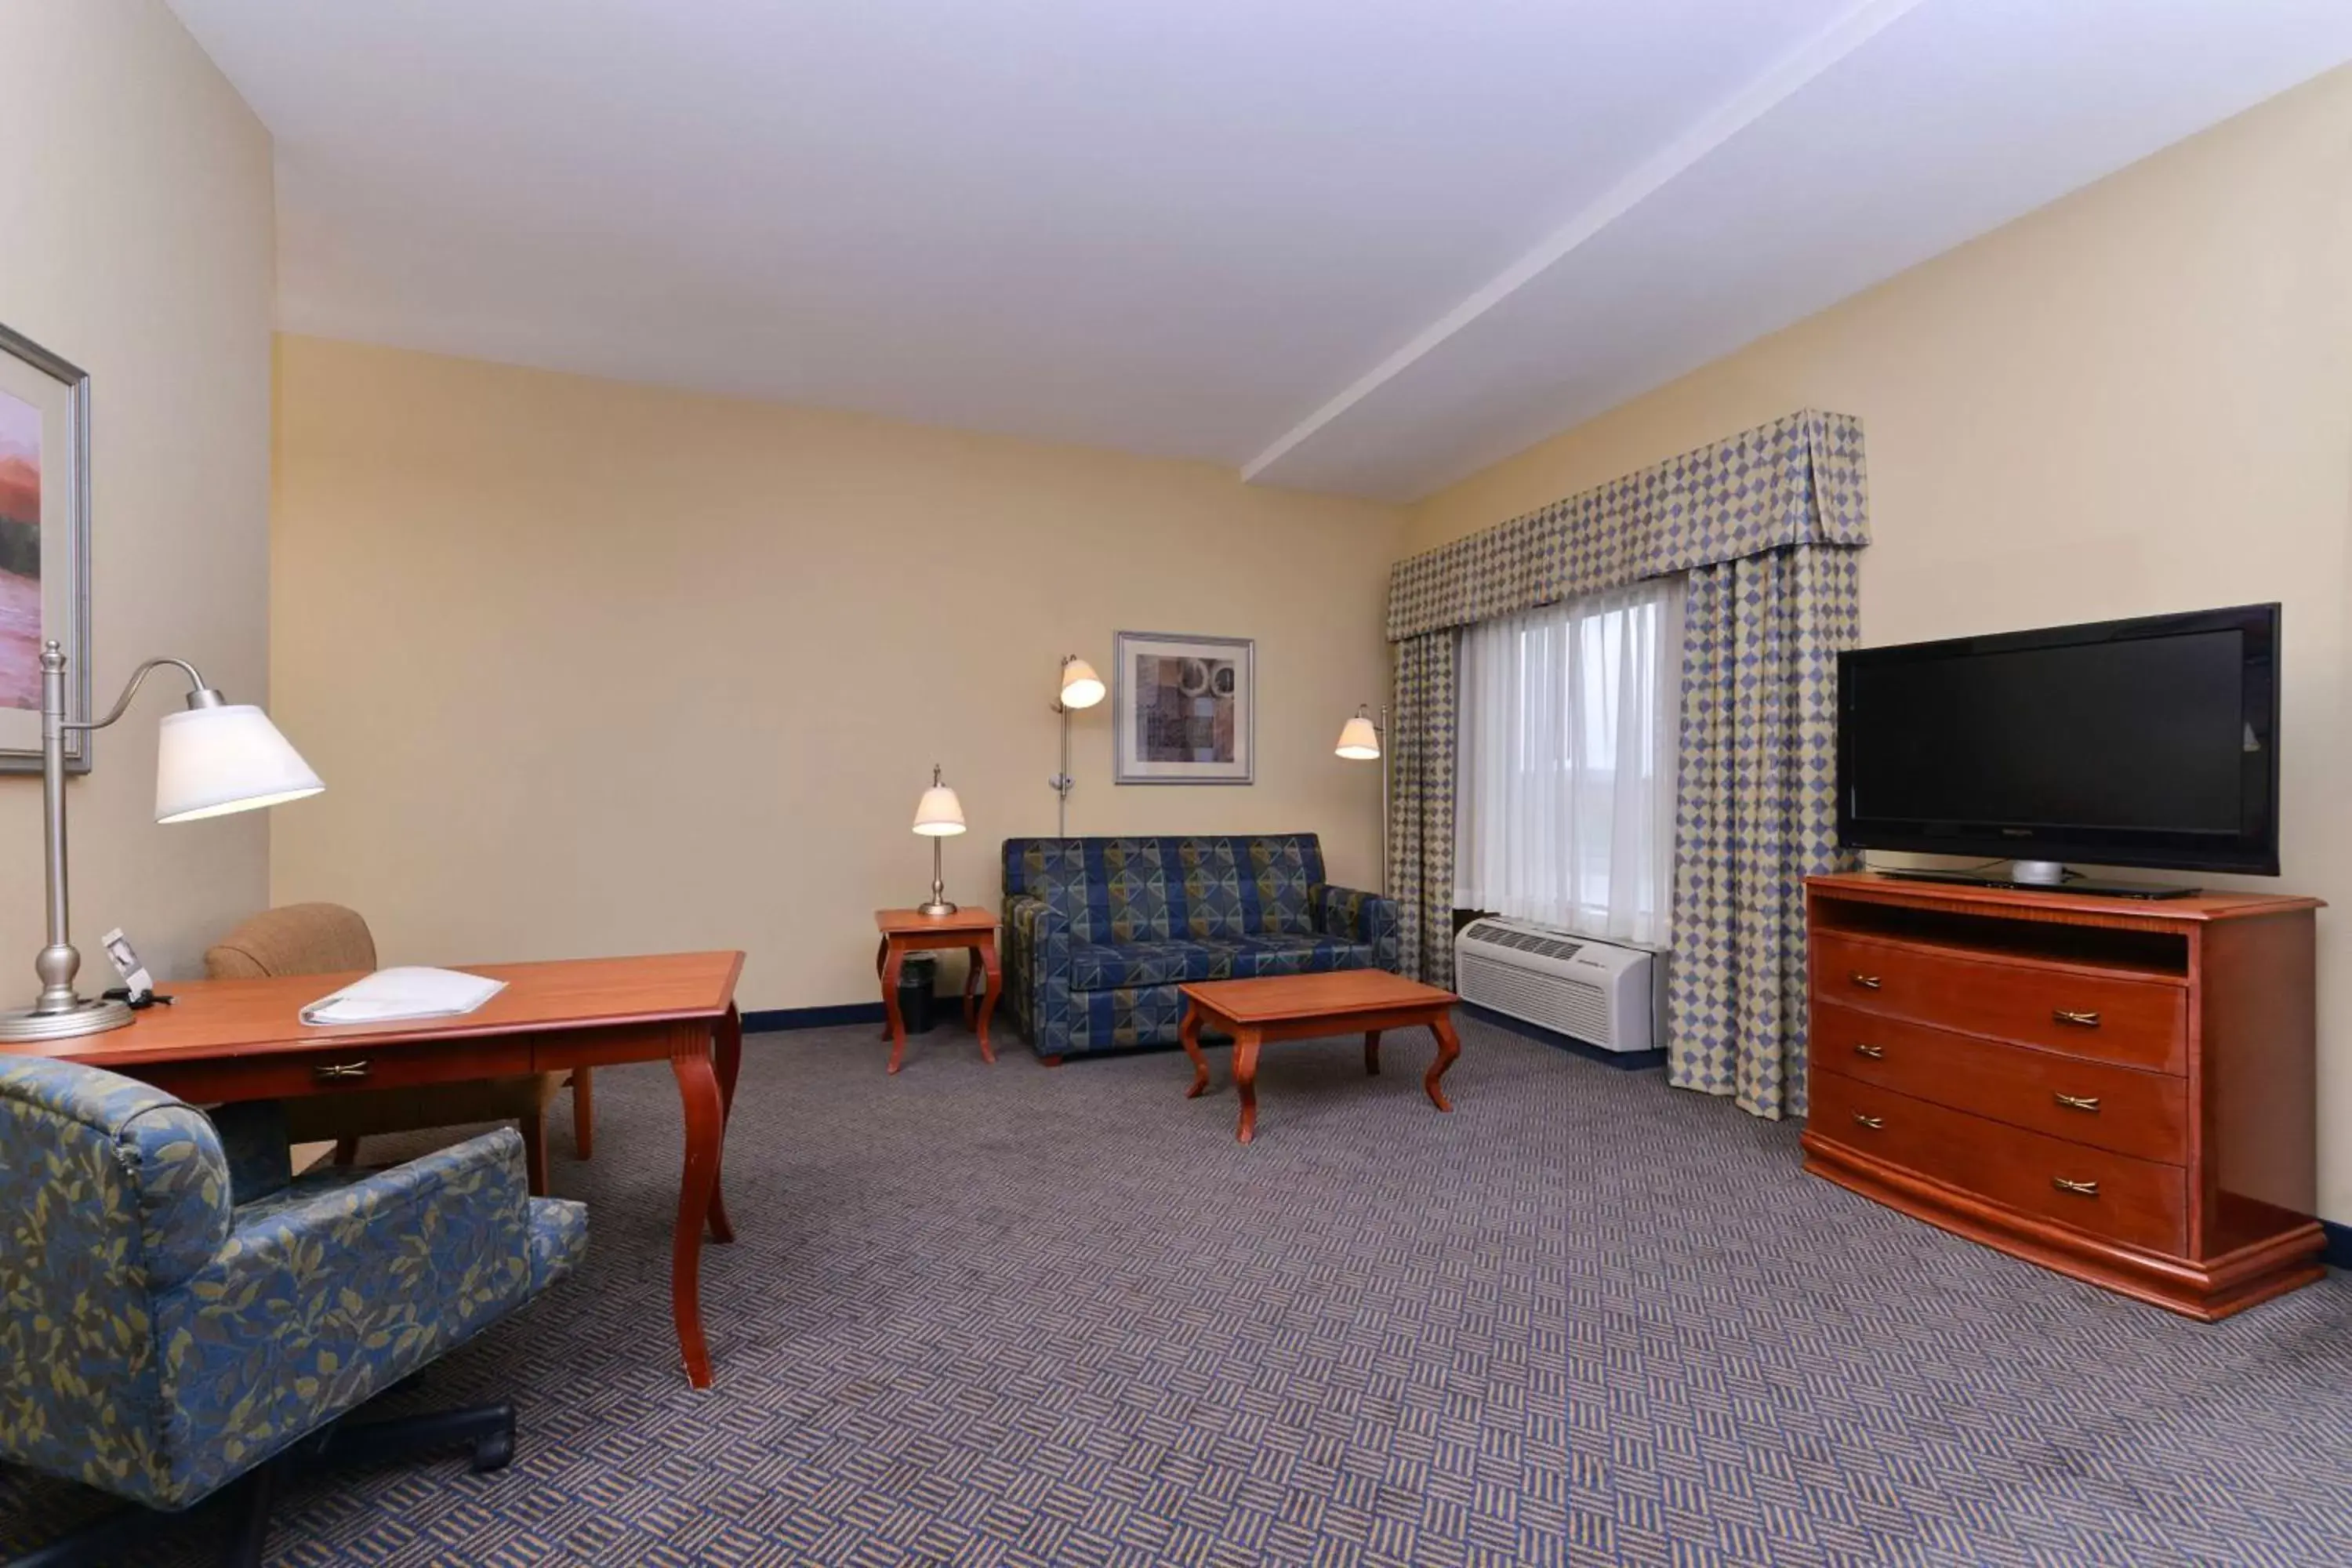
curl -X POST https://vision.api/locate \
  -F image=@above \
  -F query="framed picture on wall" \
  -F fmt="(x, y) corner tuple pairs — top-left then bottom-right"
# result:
(1112, 630), (1254, 785)
(0, 322), (92, 774)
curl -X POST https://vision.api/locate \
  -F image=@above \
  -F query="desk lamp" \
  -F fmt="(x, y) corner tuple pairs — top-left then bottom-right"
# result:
(0, 639), (322, 1041)
(912, 763), (967, 916)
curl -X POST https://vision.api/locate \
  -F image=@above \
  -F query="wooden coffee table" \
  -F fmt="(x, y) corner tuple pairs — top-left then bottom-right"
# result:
(1178, 971), (1462, 1143)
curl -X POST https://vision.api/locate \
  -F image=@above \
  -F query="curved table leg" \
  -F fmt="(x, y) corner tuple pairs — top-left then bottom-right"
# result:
(1364, 1029), (1382, 1077)
(975, 938), (1000, 1064)
(1233, 1028), (1261, 1144)
(706, 1004), (741, 1244)
(572, 1067), (595, 1160)
(670, 1040), (726, 1389)
(881, 946), (909, 1074)
(1425, 1011), (1461, 1113)
(1180, 1000), (1210, 1098)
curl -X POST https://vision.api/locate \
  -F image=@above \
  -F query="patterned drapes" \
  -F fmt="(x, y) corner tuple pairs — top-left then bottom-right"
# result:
(1385, 409), (1869, 1116)
(1388, 631), (1457, 985)
(1667, 547), (1860, 1118)
(1387, 410), (1868, 642)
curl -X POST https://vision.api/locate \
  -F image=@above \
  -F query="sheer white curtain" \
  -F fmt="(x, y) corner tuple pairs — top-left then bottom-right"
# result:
(1454, 577), (1685, 946)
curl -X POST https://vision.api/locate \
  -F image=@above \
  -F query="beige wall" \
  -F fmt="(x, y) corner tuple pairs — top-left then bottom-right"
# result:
(1404, 68), (2352, 1218)
(0, 3), (274, 989)
(270, 336), (1402, 1011)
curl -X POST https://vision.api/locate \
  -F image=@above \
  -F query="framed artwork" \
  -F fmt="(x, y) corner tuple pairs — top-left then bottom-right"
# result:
(1112, 630), (1254, 785)
(0, 323), (91, 773)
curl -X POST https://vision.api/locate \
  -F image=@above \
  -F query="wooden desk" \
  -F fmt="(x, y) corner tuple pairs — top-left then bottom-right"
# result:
(1178, 971), (1461, 1143)
(873, 907), (1000, 1074)
(0, 951), (746, 1388)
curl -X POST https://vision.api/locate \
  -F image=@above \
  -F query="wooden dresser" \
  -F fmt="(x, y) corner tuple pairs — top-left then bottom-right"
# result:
(1800, 872), (2325, 1319)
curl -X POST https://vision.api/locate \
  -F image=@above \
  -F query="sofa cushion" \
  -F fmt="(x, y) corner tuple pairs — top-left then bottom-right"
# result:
(1068, 934), (1375, 992)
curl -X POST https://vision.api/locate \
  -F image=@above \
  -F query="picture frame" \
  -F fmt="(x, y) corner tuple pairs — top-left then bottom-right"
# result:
(0, 322), (91, 774)
(1112, 630), (1254, 786)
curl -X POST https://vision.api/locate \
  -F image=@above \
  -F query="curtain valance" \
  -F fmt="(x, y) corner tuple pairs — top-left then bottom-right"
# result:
(1385, 408), (1869, 643)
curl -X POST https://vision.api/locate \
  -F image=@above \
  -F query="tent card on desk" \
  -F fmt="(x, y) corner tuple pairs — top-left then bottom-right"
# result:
(300, 967), (507, 1026)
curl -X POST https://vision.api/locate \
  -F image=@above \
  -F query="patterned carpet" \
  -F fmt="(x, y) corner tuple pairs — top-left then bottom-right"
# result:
(5, 1013), (2350, 1566)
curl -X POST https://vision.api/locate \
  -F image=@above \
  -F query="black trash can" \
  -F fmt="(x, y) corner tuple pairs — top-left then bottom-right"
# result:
(894, 952), (939, 1034)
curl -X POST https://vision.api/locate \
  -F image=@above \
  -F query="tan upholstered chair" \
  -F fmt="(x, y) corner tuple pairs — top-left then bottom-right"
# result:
(203, 903), (593, 1195)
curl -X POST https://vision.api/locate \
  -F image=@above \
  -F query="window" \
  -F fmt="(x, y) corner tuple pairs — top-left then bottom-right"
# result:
(1454, 578), (1684, 946)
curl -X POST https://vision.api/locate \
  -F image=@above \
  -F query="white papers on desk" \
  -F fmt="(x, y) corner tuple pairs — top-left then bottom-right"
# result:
(300, 967), (507, 1026)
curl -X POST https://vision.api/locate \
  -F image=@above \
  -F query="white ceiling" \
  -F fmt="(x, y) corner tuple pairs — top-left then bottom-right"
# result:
(168, 0), (2352, 502)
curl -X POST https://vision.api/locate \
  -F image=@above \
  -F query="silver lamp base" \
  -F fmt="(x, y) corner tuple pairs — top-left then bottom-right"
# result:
(917, 898), (958, 916)
(0, 995), (134, 1043)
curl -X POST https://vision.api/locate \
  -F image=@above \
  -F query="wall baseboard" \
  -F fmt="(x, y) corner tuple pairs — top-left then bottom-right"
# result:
(2321, 1219), (2352, 1272)
(1457, 1000), (1665, 1070)
(742, 1002), (887, 1033)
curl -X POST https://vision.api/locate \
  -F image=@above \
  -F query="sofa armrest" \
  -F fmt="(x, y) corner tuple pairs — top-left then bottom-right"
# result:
(154, 1128), (539, 1507)
(1313, 884), (1402, 972)
(1004, 892), (1076, 1054)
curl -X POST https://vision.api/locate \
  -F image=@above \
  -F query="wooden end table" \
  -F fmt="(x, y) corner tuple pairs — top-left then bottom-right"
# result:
(1178, 971), (1462, 1143)
(873, 907), (1000, 1075)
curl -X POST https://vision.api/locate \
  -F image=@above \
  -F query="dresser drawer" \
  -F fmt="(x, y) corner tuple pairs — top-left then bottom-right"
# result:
(1811, 1001), (2188, 1163)
(1810, 1070), (2186, 1254)
(146, 1038), (537, 1105)
(1811, 931), (2185, 1071)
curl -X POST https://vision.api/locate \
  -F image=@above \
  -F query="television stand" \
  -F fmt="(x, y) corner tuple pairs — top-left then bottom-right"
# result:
(1876, 866), (2199, 901)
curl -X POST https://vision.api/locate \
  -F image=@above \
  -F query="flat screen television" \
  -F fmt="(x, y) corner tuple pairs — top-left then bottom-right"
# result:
(1836, 604), (2280, 882)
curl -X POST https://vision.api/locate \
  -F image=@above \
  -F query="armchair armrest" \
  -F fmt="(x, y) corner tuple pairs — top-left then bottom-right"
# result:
(1313, 884), (1402, 973)
(153, 1129), (539, 1507)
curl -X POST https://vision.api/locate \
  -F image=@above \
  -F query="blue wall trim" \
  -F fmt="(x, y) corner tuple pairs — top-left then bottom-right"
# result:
(2322, 1219), (2352, 1272)
(743, 1002), (887, 1033)
(1458, 1000), (1664, 1071)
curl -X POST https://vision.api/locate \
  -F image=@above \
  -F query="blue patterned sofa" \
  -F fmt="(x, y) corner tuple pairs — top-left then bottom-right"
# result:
(1002, 833), (1400, 1060)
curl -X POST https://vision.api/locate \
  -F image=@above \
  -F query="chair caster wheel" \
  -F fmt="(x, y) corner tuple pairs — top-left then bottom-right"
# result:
(470, 1430), (514, 1472)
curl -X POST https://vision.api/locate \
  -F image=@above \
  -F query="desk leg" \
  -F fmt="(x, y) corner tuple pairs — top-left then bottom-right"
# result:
(1425, 1011), (1461, 1113)
(1365, 1029), (1382, 1077)
(1233, 1028), (1262, 1143)
(974, 938), (1000, 1064)
(881, 945), (909, 1074)
(1180, 1001), (1210, 1099)
(706, 1004), (741, 1245)
(671, 1031), (726, 1390)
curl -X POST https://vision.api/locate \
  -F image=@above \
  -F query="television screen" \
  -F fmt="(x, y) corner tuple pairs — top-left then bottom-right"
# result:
(1837, 604), (2279, 875)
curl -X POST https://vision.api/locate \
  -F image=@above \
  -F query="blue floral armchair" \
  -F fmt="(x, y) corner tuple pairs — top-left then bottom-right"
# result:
(1001, 833), (1401, 1060)
(0, 1057), (586, 1566)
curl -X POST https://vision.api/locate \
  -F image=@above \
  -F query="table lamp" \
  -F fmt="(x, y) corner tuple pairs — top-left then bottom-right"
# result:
(1048, 654), (1104, 837)
(1335, 704), (1388, 895)
(912, 762), (967, 916)
(0, 640), (323, 1042)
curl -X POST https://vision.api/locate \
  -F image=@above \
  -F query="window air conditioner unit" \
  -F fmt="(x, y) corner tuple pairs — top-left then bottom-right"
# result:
(1453, 916), (1661, 1054)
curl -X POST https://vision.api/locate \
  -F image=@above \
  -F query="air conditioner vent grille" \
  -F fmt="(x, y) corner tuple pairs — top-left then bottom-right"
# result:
(1461, 920), (1584, 964)
(1457, 950), (1613, 1044)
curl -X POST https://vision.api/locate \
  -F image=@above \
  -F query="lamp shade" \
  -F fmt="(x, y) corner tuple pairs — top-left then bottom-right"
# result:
(912, 784), (967, 837)
(154, 705), (325, 825)
(1058, 657), (1105, 710)
(1335, 713), (1382, 760)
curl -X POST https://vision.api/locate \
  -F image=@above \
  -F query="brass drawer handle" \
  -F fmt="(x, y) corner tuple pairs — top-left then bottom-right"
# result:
(1853, 1042), (1885, 1059)
(1852, 1112), (1885, 1130)
(2053, 1009), (2101, 1028)
(1849, 973), (1882, 990)
(2053, 1176), (2100, 1196)
(312, 1060), (372, 1082)
(2054, 1093), (2100, 1112)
